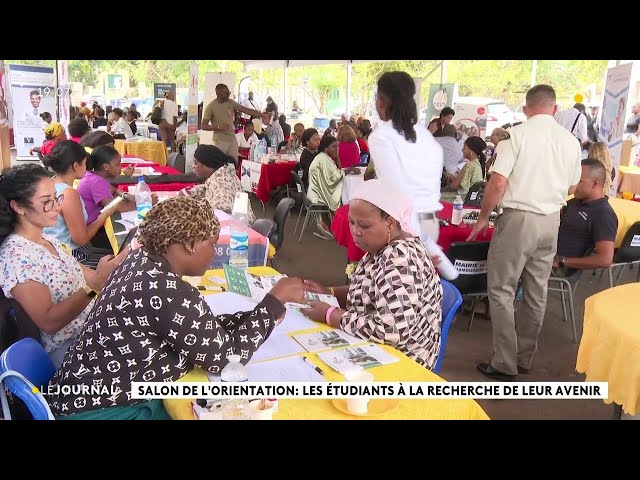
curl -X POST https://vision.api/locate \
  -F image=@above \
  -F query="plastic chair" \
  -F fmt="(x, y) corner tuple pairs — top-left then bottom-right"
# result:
(291, 171), (332, 243)
(547, 270), (581, 344)
(434, 279), (463, 374)
(0, 338), (56, 420)
(446, 241), (491, 331)
(608, 221), (640, 286)
(252, 219), (276, 238)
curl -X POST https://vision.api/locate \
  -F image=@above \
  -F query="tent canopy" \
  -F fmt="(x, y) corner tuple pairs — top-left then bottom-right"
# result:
(239, 60), (389, 71)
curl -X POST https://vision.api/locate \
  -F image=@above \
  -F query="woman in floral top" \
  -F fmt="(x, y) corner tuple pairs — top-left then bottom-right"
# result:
(303, 180), (443, 369)
(0, 165), (127, 368)
(187, 144), (256, 224)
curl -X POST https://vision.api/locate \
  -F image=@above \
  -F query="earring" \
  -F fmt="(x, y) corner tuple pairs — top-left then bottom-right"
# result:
(387, 227), (391, 245)
(186, 245), (194, 255)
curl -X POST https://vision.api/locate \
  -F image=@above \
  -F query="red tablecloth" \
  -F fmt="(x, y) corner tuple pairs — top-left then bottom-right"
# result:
(237, 158), (297, 203)
(116, 156), (196, 192)
(331, 201), (494, 262)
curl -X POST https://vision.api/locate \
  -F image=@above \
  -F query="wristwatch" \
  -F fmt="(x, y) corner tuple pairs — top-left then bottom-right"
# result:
(558, 256), (566, 269)
(82, 284), (98, 298)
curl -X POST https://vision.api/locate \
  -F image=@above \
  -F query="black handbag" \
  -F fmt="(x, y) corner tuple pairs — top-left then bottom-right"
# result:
(464, 181), (487, 207)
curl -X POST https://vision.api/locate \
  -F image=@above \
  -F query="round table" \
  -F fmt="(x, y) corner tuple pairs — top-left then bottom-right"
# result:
(576, 283), (640, 415)
(618, 165), (640, 196)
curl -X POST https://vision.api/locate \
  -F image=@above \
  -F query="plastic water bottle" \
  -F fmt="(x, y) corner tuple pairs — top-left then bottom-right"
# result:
(221, 354), (249, 382)
(220, 355), (250, 419)
(134, 177), (152, 225)
(269, 135), (277, 153)
(229, 192), (249, 269)
(451, 195), (464, 226)
(423, 236), (459, 280)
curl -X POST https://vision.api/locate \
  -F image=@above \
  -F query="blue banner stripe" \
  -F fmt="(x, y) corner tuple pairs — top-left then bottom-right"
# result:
(604, 86), (629, 98)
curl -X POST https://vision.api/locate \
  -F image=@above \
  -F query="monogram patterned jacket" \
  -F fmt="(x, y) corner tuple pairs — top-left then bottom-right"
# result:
(48, 248), (284, 416)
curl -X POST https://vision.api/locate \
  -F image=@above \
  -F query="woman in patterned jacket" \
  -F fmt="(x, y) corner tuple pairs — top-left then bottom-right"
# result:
(48, 196), (304, 419)
(303, 179), (444, 369)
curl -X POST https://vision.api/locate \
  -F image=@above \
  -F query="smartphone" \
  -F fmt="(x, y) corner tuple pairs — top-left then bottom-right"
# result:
(100, 195), (124, 213)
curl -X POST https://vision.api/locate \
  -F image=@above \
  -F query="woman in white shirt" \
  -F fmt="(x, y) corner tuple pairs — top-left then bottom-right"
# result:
(235, 121), (259, 149)
(368, 71), (444, 241)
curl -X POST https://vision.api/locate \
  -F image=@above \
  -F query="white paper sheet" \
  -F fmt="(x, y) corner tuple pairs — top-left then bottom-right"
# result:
(246, 356), (326, 382)
(249, 333), (305, 363)
(122, 157), (155, 165)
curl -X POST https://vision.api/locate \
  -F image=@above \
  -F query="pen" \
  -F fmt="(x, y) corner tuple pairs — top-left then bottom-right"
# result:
(197, 286), (225, 292)
(302, 357), (325, 376)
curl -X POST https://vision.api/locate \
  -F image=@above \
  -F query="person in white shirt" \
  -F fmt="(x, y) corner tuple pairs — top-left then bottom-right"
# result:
(161, 91), (180, 151)
(555, 102), (588, 146)
(468, 85), (581, 381)
(368, 71), (444, 241)
(107, 107), (134, 139)
(240, 92), (260, 121)
(235, 121), (259, 150)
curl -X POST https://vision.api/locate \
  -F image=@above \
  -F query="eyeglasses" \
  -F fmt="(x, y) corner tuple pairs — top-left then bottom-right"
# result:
(42, 194), (64, 212)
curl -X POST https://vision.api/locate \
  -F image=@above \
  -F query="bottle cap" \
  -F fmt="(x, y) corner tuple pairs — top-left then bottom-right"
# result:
(137, 177), (145, 182)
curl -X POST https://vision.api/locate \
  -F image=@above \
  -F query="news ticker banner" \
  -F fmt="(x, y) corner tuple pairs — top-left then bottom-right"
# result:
(131, 382), (608, 401)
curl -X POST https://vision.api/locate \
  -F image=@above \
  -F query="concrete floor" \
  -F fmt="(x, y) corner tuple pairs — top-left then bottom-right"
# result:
(258, 196), (635, 420)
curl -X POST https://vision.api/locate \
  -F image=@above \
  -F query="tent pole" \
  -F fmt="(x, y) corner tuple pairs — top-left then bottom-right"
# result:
(440, 60), (447, 83)
(283, 61), (289, 119)
(346, 60), (352, 117)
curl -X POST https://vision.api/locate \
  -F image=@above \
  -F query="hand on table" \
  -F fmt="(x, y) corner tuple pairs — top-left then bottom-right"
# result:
(303, 279), (329, 295)
(270, 277), (305, 306)
(304, 300), (332, 323)
(466, 217), (489, 241)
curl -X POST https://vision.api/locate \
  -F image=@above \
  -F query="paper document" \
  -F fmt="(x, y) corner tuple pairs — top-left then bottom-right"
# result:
(317, 344), (399, 373)
(247, 356), (326, 382)
(292, 329), (364, 353)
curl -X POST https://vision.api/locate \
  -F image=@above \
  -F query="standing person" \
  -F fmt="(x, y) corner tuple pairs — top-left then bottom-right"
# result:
(201, 84), (262, 161)
(467, 85), (581, 381)
(265, 96), (278, 118)
(161, 91), (179, 151)
(428, 107), (455, 138)
(367, 71), (444, 242)
(240, 91), (260, 121)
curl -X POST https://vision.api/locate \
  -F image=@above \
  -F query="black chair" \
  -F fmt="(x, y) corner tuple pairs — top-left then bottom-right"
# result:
(464, 181), (486, 208)
(608, 221), (640, 286)
(252, 219), (276, 238)
(290, 171), (332, 243)
(269, 197), (295, 269)
(446, 241), (491, 331)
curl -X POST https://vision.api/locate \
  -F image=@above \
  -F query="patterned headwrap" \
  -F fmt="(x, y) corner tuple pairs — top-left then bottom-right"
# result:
(44, 122), (64, 139)
(137, 196), (221, 256)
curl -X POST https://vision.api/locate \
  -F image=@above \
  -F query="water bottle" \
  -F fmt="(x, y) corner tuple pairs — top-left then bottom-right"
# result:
(423, 236), (459, 280)
(134, 177), (152, 225)
(221, 354), (249, 382)
(269, 135), (277, 154)
(219, 354), (250, 419)
(258, 138), (267, 161)
(229, 192), (249, 269)
(451, 195), (464, 226)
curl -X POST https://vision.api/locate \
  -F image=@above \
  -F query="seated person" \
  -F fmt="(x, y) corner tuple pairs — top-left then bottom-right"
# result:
(126, 110), (138, 135)
(435, 124), (465, 175)
(285, 122), (305, 157)
(77, 145), (137, 249)
(307, 136), (360, 238)
(30, 121), (67, 157)
(0, 165), (127, 368)
(354, 126), (369, 155)
(279, 114), (292, 140)
(303, 180), (444, 369)
(67, 117), (91, 143)
(92, 107), (108, 128)
(47, 197), (304, 419)
(235, 121), (259, 152)
(187, 144), (256, 224)
(441, 136), (486, 202)
(552, 158), (618, 276)
(296, 128), (321, 190)
(42, 141), (119, 265)
(337, 124), (361, 168)
(107, 107), (134, 139)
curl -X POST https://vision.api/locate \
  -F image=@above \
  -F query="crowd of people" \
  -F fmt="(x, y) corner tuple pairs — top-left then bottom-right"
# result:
(0, 69), (631, 419)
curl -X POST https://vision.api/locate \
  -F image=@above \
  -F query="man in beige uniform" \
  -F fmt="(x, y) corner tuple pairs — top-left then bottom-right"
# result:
(468, 85), (582, 381)
(201, 84), (262, 161)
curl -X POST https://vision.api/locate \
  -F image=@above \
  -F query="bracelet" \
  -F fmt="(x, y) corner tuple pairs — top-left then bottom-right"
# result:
(325, 307), (337, 326)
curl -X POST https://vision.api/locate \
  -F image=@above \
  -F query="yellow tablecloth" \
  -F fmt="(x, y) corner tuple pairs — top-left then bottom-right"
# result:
(163, 267), (490, 420)
(577, 283), (640, 415)
(608, 197), (640, 247)
(114, 139), (168, 166)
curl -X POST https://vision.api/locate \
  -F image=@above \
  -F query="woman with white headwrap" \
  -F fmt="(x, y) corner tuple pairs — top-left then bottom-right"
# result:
(303, 179), (444, 369)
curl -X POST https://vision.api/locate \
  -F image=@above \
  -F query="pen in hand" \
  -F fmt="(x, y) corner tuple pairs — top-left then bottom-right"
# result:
(302, 356), (325, 376)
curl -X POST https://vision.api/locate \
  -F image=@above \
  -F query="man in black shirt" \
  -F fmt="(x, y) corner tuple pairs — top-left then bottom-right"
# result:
(553, 158), (618, 274)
